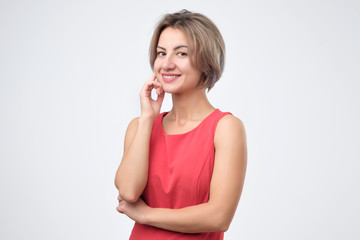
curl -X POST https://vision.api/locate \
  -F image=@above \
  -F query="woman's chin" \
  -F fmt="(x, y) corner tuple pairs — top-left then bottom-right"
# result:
(161, 85), (178, 94)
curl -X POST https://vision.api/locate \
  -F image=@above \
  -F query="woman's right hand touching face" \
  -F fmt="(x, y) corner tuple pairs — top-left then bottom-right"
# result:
(140, 73), (165, 120)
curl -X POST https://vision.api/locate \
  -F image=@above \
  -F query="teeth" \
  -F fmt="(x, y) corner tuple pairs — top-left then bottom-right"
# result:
(163, 75), (178, 79)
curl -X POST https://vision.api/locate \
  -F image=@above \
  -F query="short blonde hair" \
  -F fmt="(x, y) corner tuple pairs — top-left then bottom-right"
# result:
(149, 10), (225, 91)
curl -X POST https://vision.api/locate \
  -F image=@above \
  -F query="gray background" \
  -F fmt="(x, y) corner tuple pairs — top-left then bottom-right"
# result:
(1, 0), (359, 239)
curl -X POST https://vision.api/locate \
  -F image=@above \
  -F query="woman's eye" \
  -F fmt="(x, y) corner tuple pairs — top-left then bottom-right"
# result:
(157, 51), (166, 56)
(177, 52), (188, 56)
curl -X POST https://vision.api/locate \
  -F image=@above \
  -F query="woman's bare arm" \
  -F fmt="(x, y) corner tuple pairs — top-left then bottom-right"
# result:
(114, 74), (164, 203)
(114, 117), (153, 202)
(117, 114), (247, 232)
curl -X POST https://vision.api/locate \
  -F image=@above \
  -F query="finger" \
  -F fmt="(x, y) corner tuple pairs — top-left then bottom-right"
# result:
(143, 80), (162, 92)
(151, 72), (156, 81)
(116, 205), (123, 213)
(156, 85), (163, 96)
(156, 87), (165, 103)
(157, 92), (165, 103)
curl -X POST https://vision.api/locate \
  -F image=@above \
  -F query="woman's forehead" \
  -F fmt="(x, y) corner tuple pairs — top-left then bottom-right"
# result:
(158, 27), (189, 48)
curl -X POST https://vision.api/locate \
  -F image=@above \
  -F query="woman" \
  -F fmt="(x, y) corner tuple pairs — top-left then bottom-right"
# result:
(115, 10), (247, 239)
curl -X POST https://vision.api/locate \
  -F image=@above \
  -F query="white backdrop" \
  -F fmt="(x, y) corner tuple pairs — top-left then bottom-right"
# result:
(1, 0), (359, 239)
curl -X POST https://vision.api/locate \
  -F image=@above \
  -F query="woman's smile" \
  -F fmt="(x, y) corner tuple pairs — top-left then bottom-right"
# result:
(161, 73), (181, 82)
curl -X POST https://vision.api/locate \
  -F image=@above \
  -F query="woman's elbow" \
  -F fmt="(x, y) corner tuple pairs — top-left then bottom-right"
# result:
(212, 219), (231, 232)
(114, 177), (141, 203)
(119, 190), (140, 203)
(210, 210), (233, 232)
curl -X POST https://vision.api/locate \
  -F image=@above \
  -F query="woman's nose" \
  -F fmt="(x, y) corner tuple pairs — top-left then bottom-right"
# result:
(161, 55), (176, 70)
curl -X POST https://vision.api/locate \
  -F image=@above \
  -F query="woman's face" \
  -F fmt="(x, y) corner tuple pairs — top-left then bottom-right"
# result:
(154, 27), (202, 94)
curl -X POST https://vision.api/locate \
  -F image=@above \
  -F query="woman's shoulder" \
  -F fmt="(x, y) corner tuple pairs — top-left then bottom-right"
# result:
(215, 109), (244, 127)
(128, 112), (165, 126)
(219, 114), (244, 128)
(215, 112), (246, 142)
(126, 113), (165, 132)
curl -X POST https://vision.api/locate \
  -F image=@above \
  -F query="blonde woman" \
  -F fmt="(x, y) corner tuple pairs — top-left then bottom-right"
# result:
(115, 10), (247, 239)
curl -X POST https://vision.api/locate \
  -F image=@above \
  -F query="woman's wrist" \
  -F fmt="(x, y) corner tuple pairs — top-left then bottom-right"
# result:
(139, 114), (157, 124)
(140, 206), (153, 225)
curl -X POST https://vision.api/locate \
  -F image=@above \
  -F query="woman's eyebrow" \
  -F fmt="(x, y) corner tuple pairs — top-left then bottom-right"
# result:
(157, 45), (188, 51)
(174, 45), (188, 50)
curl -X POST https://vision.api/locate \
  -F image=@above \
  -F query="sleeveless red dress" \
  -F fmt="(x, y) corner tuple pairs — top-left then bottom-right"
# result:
(129, 109), (231, 240)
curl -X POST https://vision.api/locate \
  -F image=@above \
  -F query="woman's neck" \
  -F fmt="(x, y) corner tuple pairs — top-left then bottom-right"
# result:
(168, 89), (215, 121)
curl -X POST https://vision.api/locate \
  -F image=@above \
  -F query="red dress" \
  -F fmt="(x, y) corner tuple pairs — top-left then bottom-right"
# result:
(129, 109), (231, 239)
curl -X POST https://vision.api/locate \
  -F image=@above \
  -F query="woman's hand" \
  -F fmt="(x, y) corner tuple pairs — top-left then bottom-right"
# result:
(116, 194), (151, 224)
(140, 73), (165, 120)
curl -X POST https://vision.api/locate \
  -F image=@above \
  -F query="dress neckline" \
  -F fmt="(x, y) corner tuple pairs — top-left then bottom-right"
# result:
(161, 109), (219, 136)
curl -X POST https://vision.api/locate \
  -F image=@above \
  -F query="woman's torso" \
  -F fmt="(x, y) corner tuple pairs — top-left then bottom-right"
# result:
(130, 109), (230, 240)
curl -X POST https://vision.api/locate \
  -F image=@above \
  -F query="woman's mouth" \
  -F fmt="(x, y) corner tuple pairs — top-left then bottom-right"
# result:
(162, 74), (181, 83)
